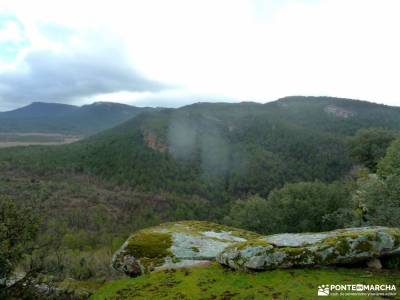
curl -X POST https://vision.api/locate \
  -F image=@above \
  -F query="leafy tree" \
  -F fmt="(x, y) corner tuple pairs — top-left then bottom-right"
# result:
(338, 136), (400, 227)
(224, 195), (273, 233)
(348, 139), (400, 226)
(377, 138), (400, 177)
(352, 175), (400, 227)
(266, 181), (351, 233)
(226, 181), (351, 234)
(347, 128), (396, 171)
(0, 197), (39, 297)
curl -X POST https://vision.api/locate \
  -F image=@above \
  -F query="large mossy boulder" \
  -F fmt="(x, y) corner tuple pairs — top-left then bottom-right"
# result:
(113, 223), (400, 277)
(217, 226), (400, 271)
(112, 221), (260, 276)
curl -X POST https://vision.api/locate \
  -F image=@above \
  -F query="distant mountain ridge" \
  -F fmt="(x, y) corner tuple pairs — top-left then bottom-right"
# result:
(2, 96), (400, 201)
(0, 101), (159, 135)
(2, 102), (78, 117)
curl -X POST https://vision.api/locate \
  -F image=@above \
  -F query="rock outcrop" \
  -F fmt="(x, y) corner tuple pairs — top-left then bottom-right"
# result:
(142, 129), (168, 153)
(113, 223), (400, 276)
(112, 221), (260, 276)
(324, 105), (355, 118)
(217, 226), (400, 271)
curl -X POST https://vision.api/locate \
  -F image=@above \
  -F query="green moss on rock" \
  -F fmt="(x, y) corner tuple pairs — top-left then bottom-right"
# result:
(160, 220), (261, 240)
(191, 246), (200, 253)
(354, 240), (374, 253)
(125, 231), (173, 259)
(280, 247), (316, 265)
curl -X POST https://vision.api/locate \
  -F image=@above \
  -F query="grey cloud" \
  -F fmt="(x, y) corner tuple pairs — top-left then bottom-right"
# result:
(0, 38), (165, 109)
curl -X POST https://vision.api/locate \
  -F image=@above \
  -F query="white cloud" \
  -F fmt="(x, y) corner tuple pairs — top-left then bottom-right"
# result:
(0, 21), (24, 43)
(0, 0), (399, 109)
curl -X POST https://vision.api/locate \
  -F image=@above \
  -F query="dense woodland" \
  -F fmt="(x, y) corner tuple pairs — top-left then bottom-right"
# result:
(0, 102), (156, 135)
(1, 96), (400, 298)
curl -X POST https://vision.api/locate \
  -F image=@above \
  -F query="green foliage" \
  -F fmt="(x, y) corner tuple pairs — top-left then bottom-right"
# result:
(382, 255), (400, 270)
(56, 278), (103, 299)
(354, 175), (400, 227)
(378, 137), (400, 177)
(0, 197), (39, 282)
(223, 195), (274, 233)
(0, 97), (363, 201)
(69, 257), (94, 280)
(326, 136), (400, 229)
(0, 197), (41, 300)
(340, 137), (400, 227)
(0, 169), (214, 284)
(347, 128), (397, 171)
(226, 181), (351, 234)
(1, 97), (400, 201)
(265, 181), (351, 232)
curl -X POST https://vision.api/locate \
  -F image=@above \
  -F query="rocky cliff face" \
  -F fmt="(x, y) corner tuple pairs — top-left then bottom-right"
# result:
(112, 222), (400, 277)
(142, 129), (168, 153)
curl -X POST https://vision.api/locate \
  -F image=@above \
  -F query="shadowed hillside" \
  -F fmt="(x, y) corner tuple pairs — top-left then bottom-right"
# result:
(0, 101), (158, 135)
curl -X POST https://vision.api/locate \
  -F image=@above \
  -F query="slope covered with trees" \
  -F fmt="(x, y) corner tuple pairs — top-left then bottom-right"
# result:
(1, 96), (400, 200)
(0, 102), (157, 135)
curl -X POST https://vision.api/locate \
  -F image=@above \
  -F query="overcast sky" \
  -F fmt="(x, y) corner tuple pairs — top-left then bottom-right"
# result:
(0, 0), (399, 111)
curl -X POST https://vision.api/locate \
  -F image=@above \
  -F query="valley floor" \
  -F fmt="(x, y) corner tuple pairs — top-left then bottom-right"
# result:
(0, 132), (81, 148)
(90, 264), (400, 300)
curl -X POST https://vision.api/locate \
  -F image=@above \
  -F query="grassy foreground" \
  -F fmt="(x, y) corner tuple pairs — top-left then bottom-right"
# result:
(91, 263), (400, 300)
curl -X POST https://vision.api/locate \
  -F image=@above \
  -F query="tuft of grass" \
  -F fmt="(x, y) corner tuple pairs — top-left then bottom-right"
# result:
(90, 263), (400, 300)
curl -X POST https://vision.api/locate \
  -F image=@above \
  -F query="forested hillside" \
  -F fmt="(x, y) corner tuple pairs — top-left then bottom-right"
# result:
(0, 101), (157, 135)
(1, 96), (400, 200)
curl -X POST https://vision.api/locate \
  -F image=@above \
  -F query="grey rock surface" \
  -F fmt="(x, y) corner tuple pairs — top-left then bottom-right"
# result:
(217, 226), (400, 271)
(112, 221), (259, 276)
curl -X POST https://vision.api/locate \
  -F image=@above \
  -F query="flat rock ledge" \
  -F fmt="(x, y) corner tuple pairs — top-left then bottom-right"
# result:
(217, 226), (400, 271)
(112, 222), (400, 276)
(112, 221), (260, 276)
